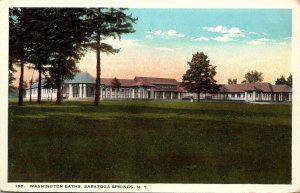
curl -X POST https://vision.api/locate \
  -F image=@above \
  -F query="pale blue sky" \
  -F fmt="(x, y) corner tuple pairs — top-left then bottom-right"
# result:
(124, 9), (291, 48)
(23, 9), (293, 84)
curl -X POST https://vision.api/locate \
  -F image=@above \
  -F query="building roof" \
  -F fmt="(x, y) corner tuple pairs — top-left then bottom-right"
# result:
(64, 71), (95, 84)
(134, 76), (179, 85)
(101, 78), (136, 87)
(220, 82), (292, 93)
(30, 80), (47, 89)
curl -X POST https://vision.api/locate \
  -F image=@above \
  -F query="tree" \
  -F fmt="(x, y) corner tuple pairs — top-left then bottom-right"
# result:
(228, 78), (237, 84)
(244, 70), (263, 83)
(111, 77), (121, 98)
(84, 8), (137, 105)
(37, 8), (87, 104)
(276, 74), (292, 88)
(9, 8), (34, 105)
(275, 76), (288, 85)
(287, 74), (292, 88)
(182, 52), (219, 101)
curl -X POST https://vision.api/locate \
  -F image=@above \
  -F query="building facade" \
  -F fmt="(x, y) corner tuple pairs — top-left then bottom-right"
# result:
(25, 72), (187, 101)
(25, 72), (292, 102)
(185, 82), (292, 102)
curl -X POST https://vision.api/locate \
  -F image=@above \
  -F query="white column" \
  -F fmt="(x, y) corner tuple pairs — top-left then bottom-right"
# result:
(69, 84), (73, 98)
(252, 91), (256, 101)
(100, 86), (103, 100)
(178, 93), (181, 100)
(110, 87), (112, 98)
(83, 84), (86, 98)
(132, 89), (135, 98)
(162, 91), (165, 100)
(171, 92), (173, 100)
(79, 84), (82, 98)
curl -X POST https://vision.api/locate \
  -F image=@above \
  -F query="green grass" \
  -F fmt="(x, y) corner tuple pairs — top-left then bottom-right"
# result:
(8, 100), (291, 183)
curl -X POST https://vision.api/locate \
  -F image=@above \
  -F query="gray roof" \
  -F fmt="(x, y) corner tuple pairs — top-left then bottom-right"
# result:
(64, 71), (95, 84)
(30, 80), (47, 89)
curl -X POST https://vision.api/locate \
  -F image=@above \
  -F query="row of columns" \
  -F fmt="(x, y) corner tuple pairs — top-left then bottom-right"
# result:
(67, 84), (183, 100)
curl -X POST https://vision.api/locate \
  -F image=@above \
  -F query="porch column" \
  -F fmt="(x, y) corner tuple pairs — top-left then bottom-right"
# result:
(289, 93), (292, 101)
(252, 91), (256, 101)
(154, 92), (157, 99)
(132, 89), (135, 98)
(79, 84), (82, 98)
(100, 86), (103, 100)
(170, 92), (173, 100)
(69, 84), (73, 98)
(150, 89), (154, 99)
(162, 91), (165, 100)
(178, 93), (181, 100)
(110, 87), (112, 98)
(83, 84), (86, 98)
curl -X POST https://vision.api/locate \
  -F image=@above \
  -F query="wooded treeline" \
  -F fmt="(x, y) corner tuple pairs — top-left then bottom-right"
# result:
(9, 8), (137, 106)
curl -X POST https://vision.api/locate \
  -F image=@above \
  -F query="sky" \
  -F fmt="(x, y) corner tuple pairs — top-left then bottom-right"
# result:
(19, 8), (292, 85)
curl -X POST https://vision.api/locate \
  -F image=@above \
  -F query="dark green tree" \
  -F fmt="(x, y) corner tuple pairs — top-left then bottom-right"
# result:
(228, 78), (237, 84)
(9, 8), (34, 105)
(287, 74), (292, 88)
(275, 76), (288, 85)
(37, 8), (87, 104)
(182, 52), (219, 101)
(111, 77), (122, 98)
(244, 70), (263, 83)
(84, 8), (137, 105)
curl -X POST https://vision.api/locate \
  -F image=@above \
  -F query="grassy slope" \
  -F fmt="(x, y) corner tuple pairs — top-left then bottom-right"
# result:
(8, 101), (291, 183)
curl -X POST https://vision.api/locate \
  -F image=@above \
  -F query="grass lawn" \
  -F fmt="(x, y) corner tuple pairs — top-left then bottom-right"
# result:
(8, 100), (291, 183)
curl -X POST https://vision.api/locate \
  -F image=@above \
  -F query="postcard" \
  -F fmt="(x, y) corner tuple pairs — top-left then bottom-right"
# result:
(1, 0), (300, 192)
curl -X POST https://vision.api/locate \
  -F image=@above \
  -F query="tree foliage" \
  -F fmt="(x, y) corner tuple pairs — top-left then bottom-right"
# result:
(111, 77), (122, 88)
(244, 70), (263, 83)
(9, 8), (34, 105)
(182, 52), (219, 101)
(276, 74), (292, 88)
(275, 76), (287, 85)
(228, 78), (237, 84)
(84, 8), (137, 105)
(9, 8), (137, 105)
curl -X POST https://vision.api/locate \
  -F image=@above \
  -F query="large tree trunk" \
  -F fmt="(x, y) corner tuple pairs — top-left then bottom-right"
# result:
(37, 66), (42, 103)
(56, 53), (62, 104)
(94, 33), (101, 105)
(29, 81), (32, 103)
(18, 59), (24, 106)
(197, 92), (200, 102)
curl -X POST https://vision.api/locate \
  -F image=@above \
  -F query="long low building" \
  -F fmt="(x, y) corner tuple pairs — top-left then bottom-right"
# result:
(185, 82), (292, 102)
(25, 71), (187, 101)
(25, 71), (292, 102)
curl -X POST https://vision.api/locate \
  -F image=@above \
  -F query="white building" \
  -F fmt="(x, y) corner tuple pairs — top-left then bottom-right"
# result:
(25, 71), (187, 101)
(185, 82), (292, 102)
(25, 72), (292, 102)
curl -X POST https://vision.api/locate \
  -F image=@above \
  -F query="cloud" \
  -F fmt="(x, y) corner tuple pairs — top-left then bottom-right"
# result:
(203, 25), (244, 34)
(202, 25), (246, 42)
(145, 34), (153, 39)
(211, 35), (232, 42)
(190, 36), (210, 41)
(145, 29), (186, 39)
(155, 47), (174, 52)
(249, 38), (273, 45)
(103, 37), (144, 48)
